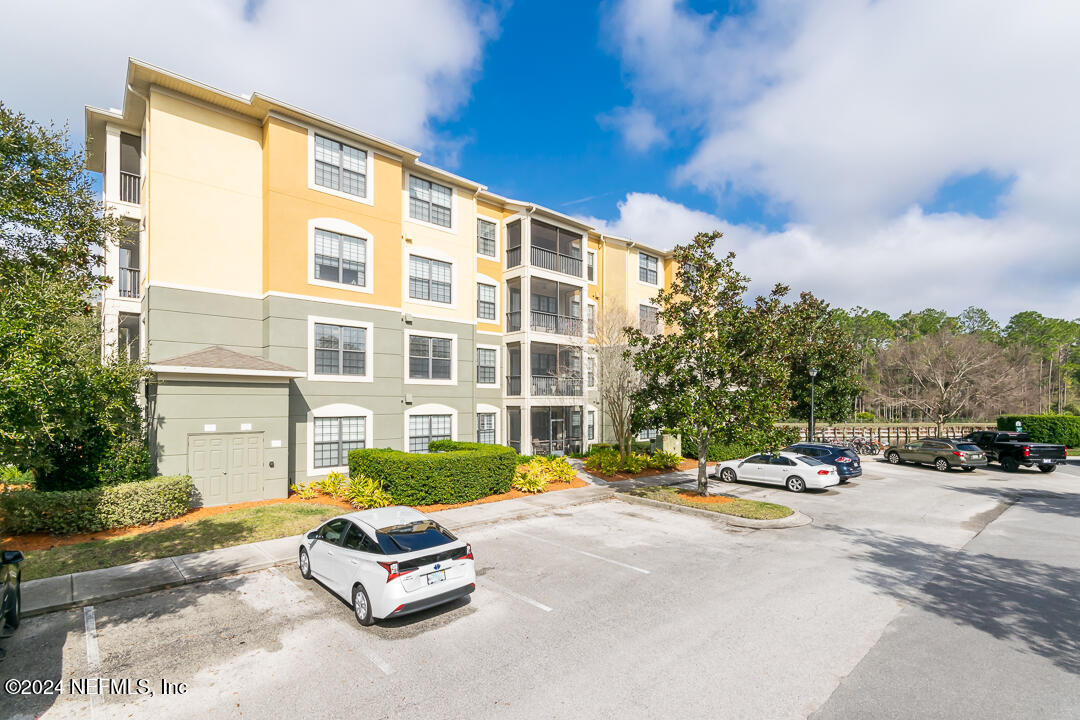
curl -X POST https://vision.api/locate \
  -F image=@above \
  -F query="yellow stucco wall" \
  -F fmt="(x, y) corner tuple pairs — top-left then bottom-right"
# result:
(262, 117), (403, 307)
(476, 200), (511, 334)
(146, 90), (263, 294)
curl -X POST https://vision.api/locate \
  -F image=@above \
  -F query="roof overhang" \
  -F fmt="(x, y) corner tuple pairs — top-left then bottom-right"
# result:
(149, 364), (304, 380)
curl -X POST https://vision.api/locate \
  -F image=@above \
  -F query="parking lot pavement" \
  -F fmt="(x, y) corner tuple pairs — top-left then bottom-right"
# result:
(3, 461), (1079, 719)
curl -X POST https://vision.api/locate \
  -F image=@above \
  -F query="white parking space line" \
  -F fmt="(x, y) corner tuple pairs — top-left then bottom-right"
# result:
(507, 528), (651, 575)
(480, 578), (553, 612)
(83, 605), (100, 668)
(328, 618), (394, 675)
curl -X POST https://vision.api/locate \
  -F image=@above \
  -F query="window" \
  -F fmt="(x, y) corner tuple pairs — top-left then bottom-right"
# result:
(408, 176), (452, 227)
(477, 218), (497, 257)
(477, 413), (496, 444)
(317, 518), (349, 543)
(639, 252), (659, 284)
(314, 134), (367, 198)
(588, 410), (596, 441)
(477, 283), (496, 320)
(408, 255), (452, 304)
(409, 335), (452, 380)
(587, 304), (596, 335)
(638, 428), (659, 441)
(314, 229), (366, 287)
(586, 356), (596, 388)
(639, 305), (659, 334)
(477, 347), (496, 384)
(314, 323), (366, 376)
(341, 523), (381, 554)
(587, 251), (596, 282)
(314, 416), (366, 468)
(409, 414), (452, 452)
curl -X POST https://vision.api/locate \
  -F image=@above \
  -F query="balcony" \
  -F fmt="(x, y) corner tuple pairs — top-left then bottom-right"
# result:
(530, 246), (582, 277)
(506, 310), (522, 332)
(531, 375), (583, 396)
(119, 171), (140, 204)
(118, 267), (139, 298)
(506, 375), (522, 396)
(507, 245), (522, 269)
(531, 310), (581, 336)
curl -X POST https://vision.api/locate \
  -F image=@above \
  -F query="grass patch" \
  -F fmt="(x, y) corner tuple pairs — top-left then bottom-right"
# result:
(20, 503), (344, 581)
(626, 486), (794, 520)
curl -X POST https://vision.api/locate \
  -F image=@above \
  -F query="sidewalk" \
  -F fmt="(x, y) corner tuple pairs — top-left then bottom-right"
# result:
(20, 484), (613, 618)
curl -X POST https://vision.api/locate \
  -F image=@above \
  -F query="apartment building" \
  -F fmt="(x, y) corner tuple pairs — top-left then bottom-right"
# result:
(87, 60), (675, 506)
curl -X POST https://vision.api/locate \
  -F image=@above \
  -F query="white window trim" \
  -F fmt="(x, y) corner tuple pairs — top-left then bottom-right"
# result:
(307, 218), (375, 295)
(404, 403), (459, 452)
(403, 171), (458, 234)
(637, 250), (662, 288)
(475, 272), (500, 323)
(587, 404), (599, 444)
(404, 328), (458, 385)
(307, 128), (374, 206)
(586, 354), (597, 389)
(476, 403), (501, 445)
(586, 249), (598, 285)
(586, 299), (598, 338)
(306, 403), (374, 477)
(307, 315), (375, 383)
(476, 342), (501, 389)
(404, 246), (458, 310)
(638, 302), (661, 334)
(476, 214), (501, 261)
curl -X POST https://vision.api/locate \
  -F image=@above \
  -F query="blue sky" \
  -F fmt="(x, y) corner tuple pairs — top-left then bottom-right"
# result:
(1, 0), (1077, 321)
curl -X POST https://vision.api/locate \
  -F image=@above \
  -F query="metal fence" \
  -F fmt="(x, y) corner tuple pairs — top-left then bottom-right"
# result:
(789, 424), (998, 444)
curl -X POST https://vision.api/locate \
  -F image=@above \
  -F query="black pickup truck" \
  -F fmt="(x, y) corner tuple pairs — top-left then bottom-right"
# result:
(962, 431), (1068, 473)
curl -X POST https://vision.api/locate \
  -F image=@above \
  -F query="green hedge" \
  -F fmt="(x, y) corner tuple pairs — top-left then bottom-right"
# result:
(682, 426), (800, 462)
(0, 475), (194, 535)
(349, 442), (517, 505)
(997, 415), (1080, 447)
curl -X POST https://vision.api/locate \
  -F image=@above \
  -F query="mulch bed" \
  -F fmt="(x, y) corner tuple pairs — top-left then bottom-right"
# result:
(414, 477), (587, 513)
(590, 458), (714, 483)
(676, 490), (735, 505)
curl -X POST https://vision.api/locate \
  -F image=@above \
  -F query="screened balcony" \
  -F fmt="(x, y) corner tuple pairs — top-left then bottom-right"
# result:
(530, 342), (582, 396)
(530, 406), (583, 456)
(529, 278), (582, 337)
(506, 343), (522, 396)
(118, 222), (139, 298)
(530, 219), (582, 278)
(118, 132), (141, 204)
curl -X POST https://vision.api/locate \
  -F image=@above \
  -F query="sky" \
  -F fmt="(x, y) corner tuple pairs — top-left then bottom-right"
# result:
(1, 0), (1077, 322)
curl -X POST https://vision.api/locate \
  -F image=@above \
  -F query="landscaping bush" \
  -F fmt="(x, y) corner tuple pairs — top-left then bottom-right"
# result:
(0, 475), (194, 535)
(95, 438), (152, 486)
(0, 465), (33, 488)
(290, 480), (319, 500)
(855, 411), (875, 423)
(586, 443), (612, 455)
(631, 440), (652, 455)
(344, 475), (393, 509)
(316, 470), (347, 499)
(647, 449), (683, 471)
(682, 426), (798, 462)
(584, 449), (655, 475)
(349, 443), (516, 505)
(514, 456), (577, 493)
(997, 415), (1080, 447)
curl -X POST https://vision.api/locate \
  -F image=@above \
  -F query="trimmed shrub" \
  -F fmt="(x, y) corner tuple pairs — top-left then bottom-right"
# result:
(997, 415), (1080, 447)
(95, 438), (152, 486)
(344, 475), (393, 509)
(349, 443), (516, 505)
(0, 475), (194, 535)
(584, 449), (654, 475)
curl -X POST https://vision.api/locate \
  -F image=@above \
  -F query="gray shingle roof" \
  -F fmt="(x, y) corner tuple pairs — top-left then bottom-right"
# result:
(153, 346), (300, 373)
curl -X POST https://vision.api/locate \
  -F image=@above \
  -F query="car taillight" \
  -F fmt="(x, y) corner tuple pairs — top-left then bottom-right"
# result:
(377, 561), (416, 583)
(817, 469), (830, 475)
(835, 456), (852, 463)
(1023, 446), (1030, 457)
(953, 451), (964, 457)
(460, 543), (474, 561)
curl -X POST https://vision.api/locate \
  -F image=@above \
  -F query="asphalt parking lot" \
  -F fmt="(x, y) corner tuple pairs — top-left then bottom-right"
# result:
(3, 458), (1079, 720)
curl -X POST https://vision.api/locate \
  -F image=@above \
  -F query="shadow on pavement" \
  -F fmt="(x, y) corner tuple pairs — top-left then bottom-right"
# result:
(821, 523), (1080, 675)
(944, 485), (1080, 519)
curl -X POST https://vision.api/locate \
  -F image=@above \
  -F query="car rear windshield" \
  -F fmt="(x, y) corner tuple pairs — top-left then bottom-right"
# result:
(375, 521), (457, 554)
(956, 443), (981, 451)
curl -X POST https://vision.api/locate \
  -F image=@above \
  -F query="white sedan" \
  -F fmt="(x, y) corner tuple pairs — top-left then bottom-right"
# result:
(711, 451), (840, 492)
(298, 506), (475, 625)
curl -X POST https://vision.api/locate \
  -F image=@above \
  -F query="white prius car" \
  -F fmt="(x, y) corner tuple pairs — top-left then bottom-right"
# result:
(711, 451), (840, 492)
(298, 506), (475, 625)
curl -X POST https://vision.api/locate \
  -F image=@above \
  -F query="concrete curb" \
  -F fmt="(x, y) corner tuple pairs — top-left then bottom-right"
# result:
(614, 492), (813, 529)
(19, 485), (616, 618)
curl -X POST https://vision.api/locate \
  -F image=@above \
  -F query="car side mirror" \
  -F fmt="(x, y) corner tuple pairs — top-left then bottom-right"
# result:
(2, 550), (24, 564)
(306, 532), (318, 541)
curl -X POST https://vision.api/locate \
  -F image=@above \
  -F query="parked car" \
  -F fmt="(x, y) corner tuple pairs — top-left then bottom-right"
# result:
(884, 437), (988, 472)
(1, 550), (22, 656)
(298, 507), (475, 626)
(962, 430), (1067, 473)
(783, 443), (862, 483)
(711, 451), (840, 492)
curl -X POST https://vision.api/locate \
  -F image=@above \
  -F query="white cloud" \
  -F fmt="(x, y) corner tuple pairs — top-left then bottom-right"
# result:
(0, 1), (498, 160)
(600, 0), (1080, 318)
(587, 193), (1080, 322)
(598, 106), (667, 152)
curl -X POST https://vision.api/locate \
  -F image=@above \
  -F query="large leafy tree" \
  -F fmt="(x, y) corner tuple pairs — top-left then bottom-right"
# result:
(786, 293), (862, 425)
(627, 232), (798, 495)
(0, 103), (145, 488)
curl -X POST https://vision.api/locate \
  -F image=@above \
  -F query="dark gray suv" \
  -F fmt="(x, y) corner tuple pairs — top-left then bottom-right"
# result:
(884, 437), (988, 472)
